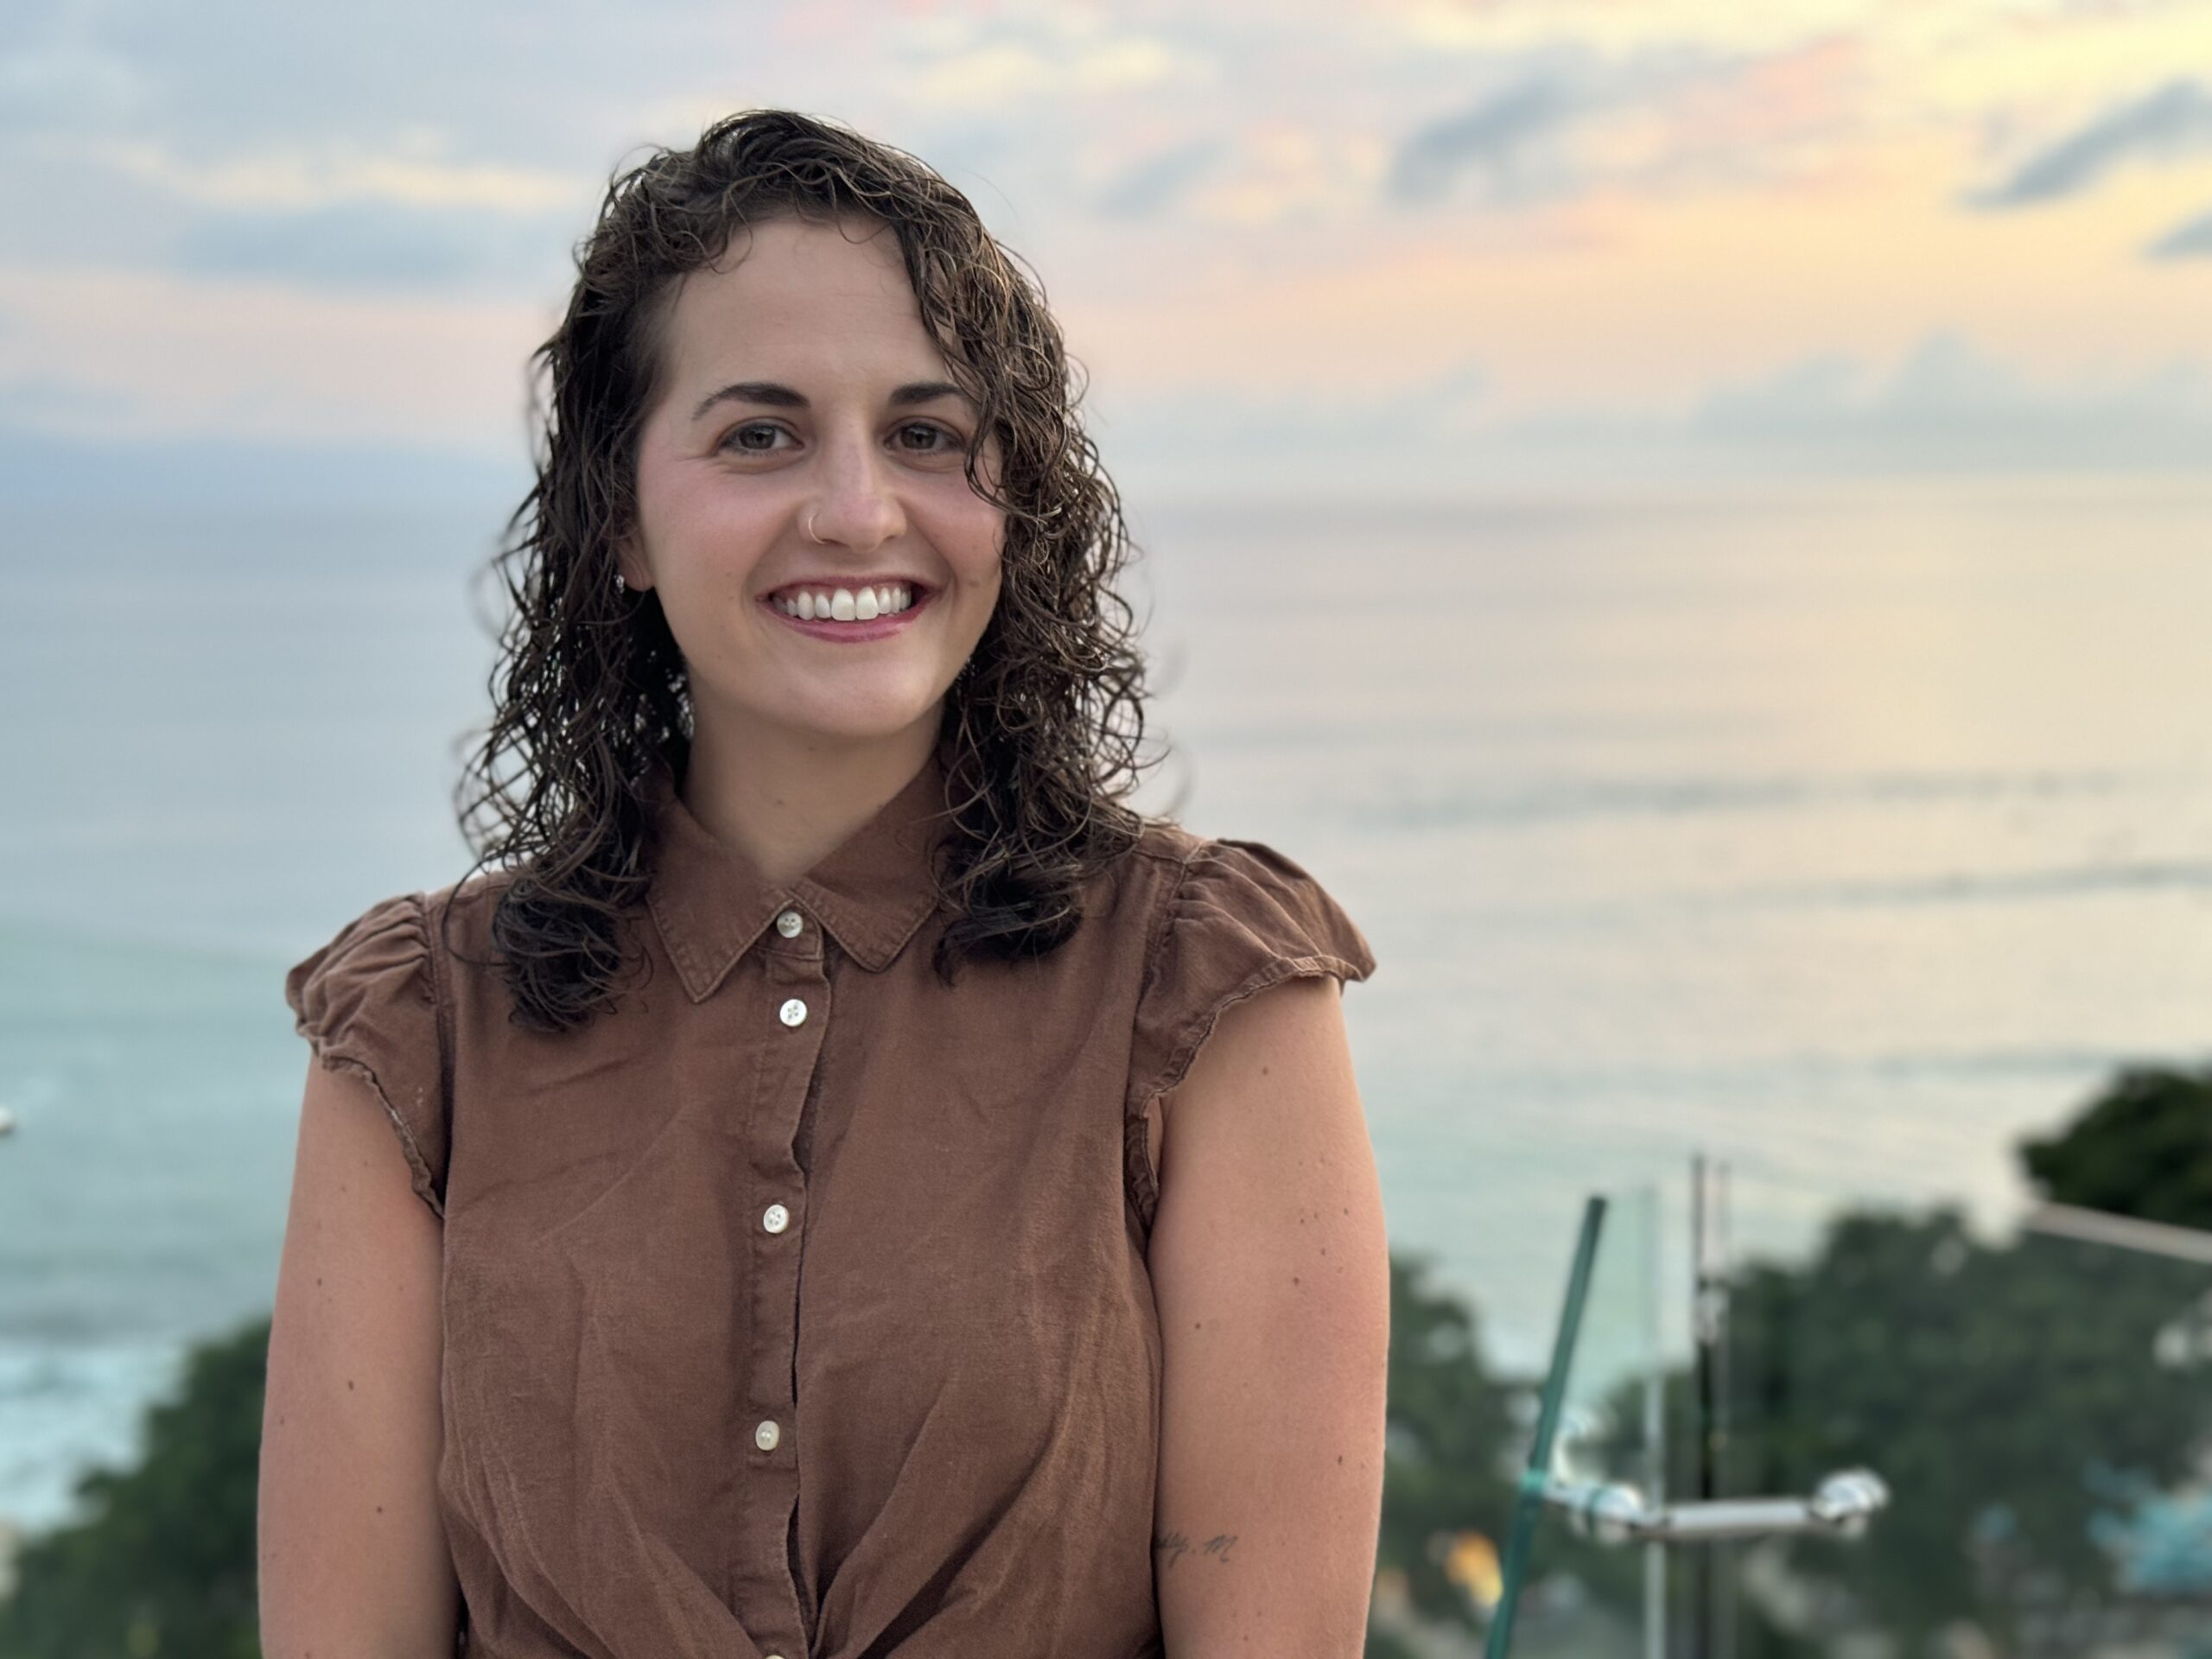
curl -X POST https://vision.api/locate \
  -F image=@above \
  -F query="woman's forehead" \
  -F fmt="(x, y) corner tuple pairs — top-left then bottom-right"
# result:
(664, 221), (925, 345)
(694, 214), (907, 307)
(662, 217), (942, 372)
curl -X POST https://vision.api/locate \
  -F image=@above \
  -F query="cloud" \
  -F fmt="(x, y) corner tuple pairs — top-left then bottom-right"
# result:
(1096, 329), (2212, 499)
(1099, 359), (1491, 457)
(0, 263), (545, 447)
(94, 136), (588, 214)
(1095, 137), (1230, 219)
(169, 201), (573, 293)
(1383, 39), (1827, 210)
(2145, 201), (2212, 257)
(1693, 330), (2031, 431)
(0, 372), (137, 427)
(893, 13), (1215, 110)
(1683, 327), (2212, 469)
(6, 130), (594, 295)
(1964, 77), (2212, 207)
(0, 45), (147, 130)
(1388, 73), (1592, 206)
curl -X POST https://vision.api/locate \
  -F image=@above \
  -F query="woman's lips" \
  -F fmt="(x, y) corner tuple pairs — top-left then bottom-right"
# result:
(760, 584), (934, 643)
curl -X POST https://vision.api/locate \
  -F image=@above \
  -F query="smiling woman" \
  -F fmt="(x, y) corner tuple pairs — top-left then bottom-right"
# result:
(258, 108), (1388, 1659)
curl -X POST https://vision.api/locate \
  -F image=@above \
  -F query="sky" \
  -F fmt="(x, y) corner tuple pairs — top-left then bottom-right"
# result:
(4, 0), (2212, 503)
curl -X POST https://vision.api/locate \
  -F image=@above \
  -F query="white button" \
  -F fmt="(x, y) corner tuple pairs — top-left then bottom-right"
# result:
(775, 908), (804, 938)
(762, 1203), (790, 1234)
(778, 997), (807, 1027)
(754, 1418), (781, 1451)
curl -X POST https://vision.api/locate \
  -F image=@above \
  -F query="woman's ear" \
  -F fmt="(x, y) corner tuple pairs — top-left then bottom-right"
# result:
(613, 531), (653, 594)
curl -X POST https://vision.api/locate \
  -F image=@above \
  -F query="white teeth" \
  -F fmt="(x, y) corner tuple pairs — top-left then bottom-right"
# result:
(774, 582), (914, 621)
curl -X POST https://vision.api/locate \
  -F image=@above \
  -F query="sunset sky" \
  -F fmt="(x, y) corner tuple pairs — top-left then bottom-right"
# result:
(5, 0), (2211, 499)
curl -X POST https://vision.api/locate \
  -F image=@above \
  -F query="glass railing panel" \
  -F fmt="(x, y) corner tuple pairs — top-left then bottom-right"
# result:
(1487, 1185), (1665, 1659)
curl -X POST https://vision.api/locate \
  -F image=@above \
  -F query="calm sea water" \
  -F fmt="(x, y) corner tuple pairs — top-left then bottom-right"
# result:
(3, 475), (2209, 1534)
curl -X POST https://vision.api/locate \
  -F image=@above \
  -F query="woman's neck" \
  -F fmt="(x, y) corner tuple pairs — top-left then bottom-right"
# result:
(679, 710), (940, 887)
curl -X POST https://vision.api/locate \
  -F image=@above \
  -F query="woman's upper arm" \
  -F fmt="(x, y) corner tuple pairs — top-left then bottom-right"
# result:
(258, 1057), (460, 1657)
(1147, 973), (1390, 1659)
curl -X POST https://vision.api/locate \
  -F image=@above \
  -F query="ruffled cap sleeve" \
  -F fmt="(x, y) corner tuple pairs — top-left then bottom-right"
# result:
(1124, 837), (1377, 1232)
(283, 891), (449, 1219)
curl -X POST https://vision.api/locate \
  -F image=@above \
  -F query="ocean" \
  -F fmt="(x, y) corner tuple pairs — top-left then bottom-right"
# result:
(3, 474), (2208, 1535)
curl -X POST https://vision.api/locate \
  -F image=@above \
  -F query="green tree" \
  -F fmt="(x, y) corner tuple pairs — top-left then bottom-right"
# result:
(1722, 1205), (2209, 1651)
(2020, 1059), (2212, 1229)
(1372, 1250), (1522, 1637)
(0, 1318), (266, 1658)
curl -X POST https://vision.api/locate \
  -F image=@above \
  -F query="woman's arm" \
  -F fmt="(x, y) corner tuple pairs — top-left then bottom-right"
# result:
(258, 1059), (461, 1657)
(1147, 975), (1390, 1659)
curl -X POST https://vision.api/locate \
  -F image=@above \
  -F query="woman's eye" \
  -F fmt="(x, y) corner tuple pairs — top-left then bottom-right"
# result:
(898, 423), (961, 454)
(720, 423), (790, 454)
(717, 421), (960, 457)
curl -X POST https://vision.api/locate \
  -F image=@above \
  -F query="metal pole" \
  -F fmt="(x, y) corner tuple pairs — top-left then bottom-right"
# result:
(1691, 1154), (1712, 1659)
(1643, 1183), (1667, 1659)
(1714, 1160), (1735, 1659)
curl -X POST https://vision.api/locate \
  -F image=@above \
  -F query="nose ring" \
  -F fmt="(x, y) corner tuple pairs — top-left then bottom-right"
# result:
(804, 508), (826, 545)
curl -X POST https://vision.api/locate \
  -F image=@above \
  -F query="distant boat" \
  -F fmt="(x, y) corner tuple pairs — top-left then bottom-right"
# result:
(0, 1103), (16, 1137)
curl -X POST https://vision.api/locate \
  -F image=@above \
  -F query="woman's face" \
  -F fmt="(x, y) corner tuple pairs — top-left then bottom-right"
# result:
(619, 213), (1006, 754)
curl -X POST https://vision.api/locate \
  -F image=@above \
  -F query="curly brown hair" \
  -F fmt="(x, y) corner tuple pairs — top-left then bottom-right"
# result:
(443, 108), (1155, 1032)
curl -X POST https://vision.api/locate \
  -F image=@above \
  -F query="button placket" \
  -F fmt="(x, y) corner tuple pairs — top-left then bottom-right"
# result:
(741, 911), (827, 1654)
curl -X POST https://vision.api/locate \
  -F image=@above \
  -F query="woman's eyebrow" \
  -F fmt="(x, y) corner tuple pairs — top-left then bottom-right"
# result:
(689, 379), (972, 423)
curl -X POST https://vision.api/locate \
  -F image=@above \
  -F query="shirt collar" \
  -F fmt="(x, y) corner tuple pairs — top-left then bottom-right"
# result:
(644, 744), (951, 1000)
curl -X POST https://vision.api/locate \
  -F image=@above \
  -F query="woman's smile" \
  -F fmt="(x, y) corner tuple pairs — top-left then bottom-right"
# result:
(760, 577), (937, 642)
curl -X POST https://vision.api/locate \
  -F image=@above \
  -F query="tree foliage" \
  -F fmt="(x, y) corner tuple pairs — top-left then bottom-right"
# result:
(2020, 1059), (2212, 1230)
(0, 1317), (267, 1659)
(1372, 1249), (1522, 1633)
(1721, 1207), (2208, 1650)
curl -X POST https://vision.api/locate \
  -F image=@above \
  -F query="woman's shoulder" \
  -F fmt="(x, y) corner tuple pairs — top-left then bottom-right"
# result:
(1110, 814), (1377, 986)
(283, 868), (518, 1081)
(1110, 814), (1379, 1231)
(280, 866), (522, 1219)
(1119, 814), (1207, 879)
(422, 861), (522, 922)
(416, 866), (521, 958)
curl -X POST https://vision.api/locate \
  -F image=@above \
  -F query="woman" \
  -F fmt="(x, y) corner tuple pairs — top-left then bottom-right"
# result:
(258, 108), (1388, 1659)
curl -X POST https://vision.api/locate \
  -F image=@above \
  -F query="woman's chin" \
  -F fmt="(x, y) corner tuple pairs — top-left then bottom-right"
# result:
(761, 690), (948, 749)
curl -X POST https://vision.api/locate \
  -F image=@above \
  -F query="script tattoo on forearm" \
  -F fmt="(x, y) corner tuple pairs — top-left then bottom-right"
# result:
(1153, 1528), (1239, 1568)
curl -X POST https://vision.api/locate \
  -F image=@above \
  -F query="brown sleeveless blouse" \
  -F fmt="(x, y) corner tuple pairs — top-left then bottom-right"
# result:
(283, 744), (1376, 1658)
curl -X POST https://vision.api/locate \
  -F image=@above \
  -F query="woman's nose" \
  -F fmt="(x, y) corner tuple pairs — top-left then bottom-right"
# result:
(804, 427), (906, 552)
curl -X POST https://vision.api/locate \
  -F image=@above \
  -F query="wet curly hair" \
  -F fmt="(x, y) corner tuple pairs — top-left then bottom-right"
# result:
(445, 108), (1154, 1032)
